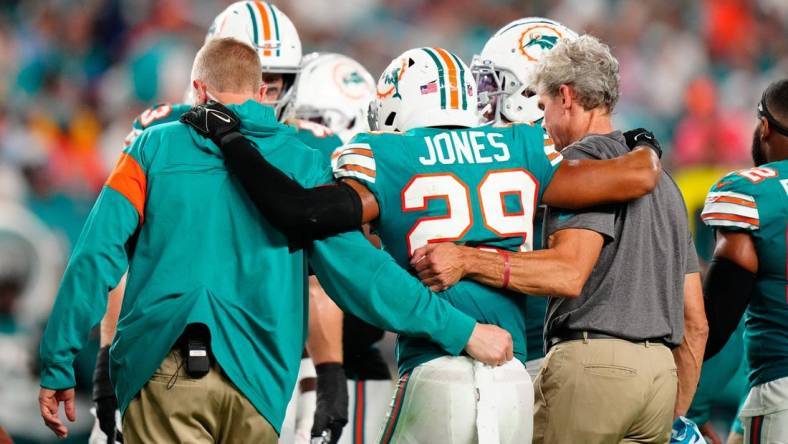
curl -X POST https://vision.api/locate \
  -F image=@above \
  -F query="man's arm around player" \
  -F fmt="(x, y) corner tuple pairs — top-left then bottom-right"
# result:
(181, 101), (661, 248)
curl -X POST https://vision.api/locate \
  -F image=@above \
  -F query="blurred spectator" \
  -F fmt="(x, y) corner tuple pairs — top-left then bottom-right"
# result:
(0, 198), (93, 444)
(672, 76), (750, 167)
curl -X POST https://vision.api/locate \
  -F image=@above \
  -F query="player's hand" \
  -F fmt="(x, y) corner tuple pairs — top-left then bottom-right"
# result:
(623, 128), (662, 159)
(465, 323), (513, 366)
(39, 387), (76, 438)
(699, 422), (722, 444)
(180, 100), (241, 146)
(311, 363), (348, 444)
(411, 243), (467, 291)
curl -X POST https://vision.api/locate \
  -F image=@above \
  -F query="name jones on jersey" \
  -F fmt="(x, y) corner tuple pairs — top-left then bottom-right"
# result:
(419, 131), (510, 166)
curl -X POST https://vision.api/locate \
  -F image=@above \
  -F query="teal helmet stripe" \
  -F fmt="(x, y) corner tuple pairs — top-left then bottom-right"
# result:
(449, 51), (467, 110)
(266, 3), (281, 57)
(245, 3), (260, 48)
(421, 48), (447, 109)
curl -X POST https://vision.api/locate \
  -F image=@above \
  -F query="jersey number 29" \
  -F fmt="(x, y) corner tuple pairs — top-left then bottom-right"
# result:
(401, 169), (538, 254)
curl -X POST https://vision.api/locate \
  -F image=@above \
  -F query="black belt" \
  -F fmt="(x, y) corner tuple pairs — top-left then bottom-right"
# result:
(547, 330), (672, 351)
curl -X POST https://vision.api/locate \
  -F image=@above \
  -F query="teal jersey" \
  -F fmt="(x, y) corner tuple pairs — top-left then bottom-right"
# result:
(124, 103), (187, 147)
(39, 101), (476, 432)
(288, 119), (344, 161)
(333, 124), (562, 373)
(702, 160), (788, 386)
(126, 103), (342, 159)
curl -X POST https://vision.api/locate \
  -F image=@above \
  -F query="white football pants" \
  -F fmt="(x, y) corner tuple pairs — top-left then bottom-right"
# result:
(740, 376), (788, 444)
(377, 356), (533, 444)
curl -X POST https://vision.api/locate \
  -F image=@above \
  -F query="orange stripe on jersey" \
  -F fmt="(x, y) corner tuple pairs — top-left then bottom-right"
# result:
(706, 195), (757, 208)
(701, 212), (759, 226)
(381, 372), (410, 444)
(547, 152), (561, 161)
(106, 153), (146, 224)
(338, 148), (374, 159)
(255, 1), (272, 56)
(544, 138), (555, 146)
(340, 164), (376, 177)
(354, 380), (365, 443)
(434, 48), (459, 109)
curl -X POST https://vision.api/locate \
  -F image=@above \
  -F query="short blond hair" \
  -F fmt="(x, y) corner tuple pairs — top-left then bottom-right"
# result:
(191, 38), (262, 94)
(533, 35), (620, 112)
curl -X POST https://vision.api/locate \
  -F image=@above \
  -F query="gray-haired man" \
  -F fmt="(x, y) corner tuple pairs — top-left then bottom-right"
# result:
(409, 35), (708, 443)
(530, 36), (706, 444)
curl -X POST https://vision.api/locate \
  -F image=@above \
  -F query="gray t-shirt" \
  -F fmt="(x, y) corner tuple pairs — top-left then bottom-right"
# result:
(543, 131), (699, 347)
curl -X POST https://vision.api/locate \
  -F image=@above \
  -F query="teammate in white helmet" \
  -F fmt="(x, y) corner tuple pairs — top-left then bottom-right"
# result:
(207, 7), (350, 444)
(184, 44), (663, 442)
(283, 51), (392, 444)
(286, 52), (376, 145)
(472, 17), (578, 126)
(470, 18), (577, 381)
(205, 0), (301, 118)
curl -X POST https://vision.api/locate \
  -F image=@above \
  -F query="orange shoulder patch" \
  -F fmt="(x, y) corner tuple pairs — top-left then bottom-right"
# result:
(106, 153), (147, 224)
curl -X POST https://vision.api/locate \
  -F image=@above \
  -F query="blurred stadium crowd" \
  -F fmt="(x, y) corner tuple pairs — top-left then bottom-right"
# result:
(0, 0), (785, 442)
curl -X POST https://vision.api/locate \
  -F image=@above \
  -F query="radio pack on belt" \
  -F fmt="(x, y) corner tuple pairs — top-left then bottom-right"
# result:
(180, 323), (212, 378)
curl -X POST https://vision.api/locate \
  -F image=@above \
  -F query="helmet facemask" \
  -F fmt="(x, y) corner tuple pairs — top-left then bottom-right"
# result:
(264, 70), (299, 120)
(471, 56), (540, 125)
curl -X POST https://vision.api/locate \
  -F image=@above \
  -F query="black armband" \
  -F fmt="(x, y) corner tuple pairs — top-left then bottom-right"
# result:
(703, 256), (755, 360)
(219, 133), (363, 248)
(92, 345), (114, 401)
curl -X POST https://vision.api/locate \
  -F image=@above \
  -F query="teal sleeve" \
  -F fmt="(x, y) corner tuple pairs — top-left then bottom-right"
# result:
(524, 125), (562, 203)
(309, 230), (476, 355)
(39, 187), (139, 389)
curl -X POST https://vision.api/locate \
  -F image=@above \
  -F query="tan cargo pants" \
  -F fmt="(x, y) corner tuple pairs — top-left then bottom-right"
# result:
(123, 350), (278, 443)
(533, 337), (677, 444)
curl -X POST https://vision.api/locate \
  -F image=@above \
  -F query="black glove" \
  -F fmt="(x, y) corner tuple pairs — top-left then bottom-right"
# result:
(93, 346), (122, 442)
(311, 363), (349, 444)
(624, 128), (662, 159)
(179, 100), (241, 146)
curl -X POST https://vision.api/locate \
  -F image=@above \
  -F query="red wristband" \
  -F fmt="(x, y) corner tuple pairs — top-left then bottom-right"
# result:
(500, 250), (511, 289)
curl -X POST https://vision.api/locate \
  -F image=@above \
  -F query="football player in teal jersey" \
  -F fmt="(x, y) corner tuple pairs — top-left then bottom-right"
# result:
(88, 3), (349, 443)
(701, 78), (788, 443)
(186, 45), (662, 443)
(471, 16), (578, 378)
(284, 52), (396, 444)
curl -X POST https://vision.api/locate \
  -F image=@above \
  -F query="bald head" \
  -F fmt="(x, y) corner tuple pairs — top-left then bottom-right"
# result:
(191, 38), (264, 104)
(763, 79), (788, 123)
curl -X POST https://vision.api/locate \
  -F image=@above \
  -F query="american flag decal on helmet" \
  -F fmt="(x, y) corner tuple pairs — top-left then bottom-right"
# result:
(420, 80), (438, 95)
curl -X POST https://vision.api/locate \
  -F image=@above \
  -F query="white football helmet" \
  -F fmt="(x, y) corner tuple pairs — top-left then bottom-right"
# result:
(471, 17), (577, 124)
(371, 47), (479, 132)
(206, 1), (302, 117)
(286, 52), (376, 143)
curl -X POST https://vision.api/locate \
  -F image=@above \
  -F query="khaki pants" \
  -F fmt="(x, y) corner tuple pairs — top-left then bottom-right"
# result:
(533, 338), (677, 444)
(124, 350), (278, 444)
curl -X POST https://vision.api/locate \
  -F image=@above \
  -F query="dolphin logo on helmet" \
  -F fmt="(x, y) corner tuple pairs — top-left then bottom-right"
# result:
(284, 52), (376, 143)
(471, 17), (577, 124)
(523, 34), (559, 52)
